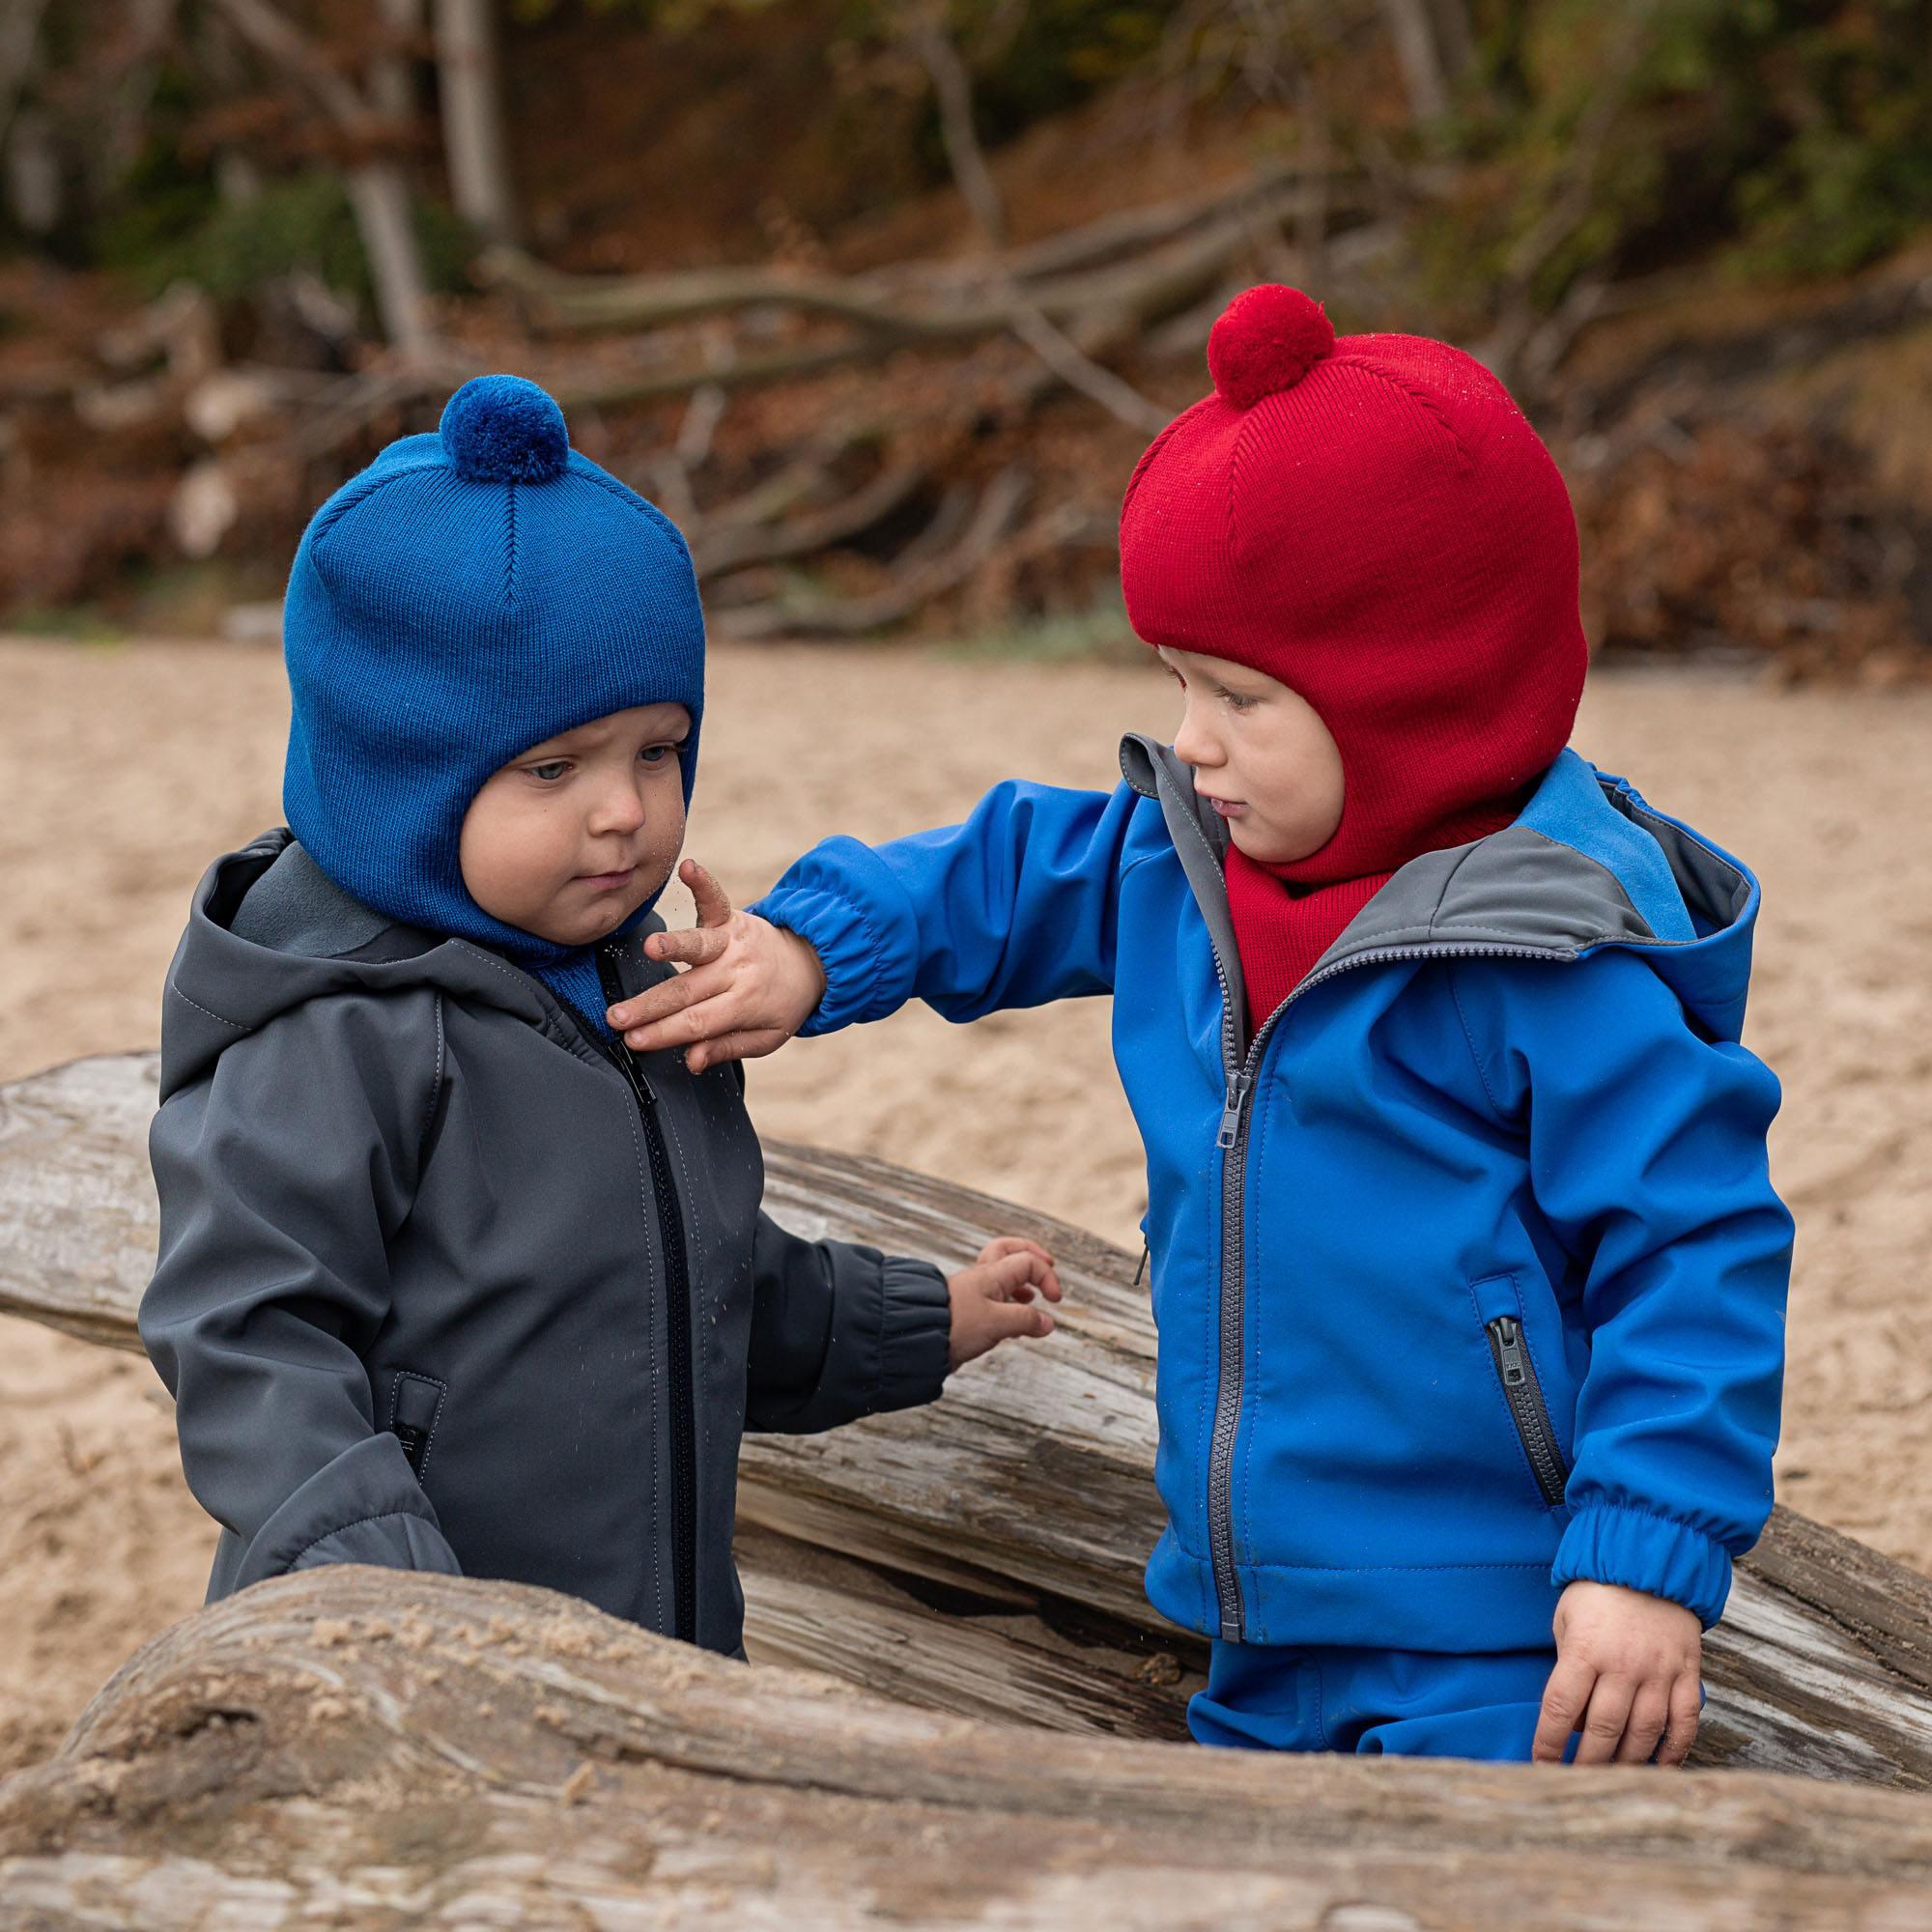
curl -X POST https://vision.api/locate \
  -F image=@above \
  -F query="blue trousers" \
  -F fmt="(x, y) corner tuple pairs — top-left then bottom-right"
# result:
(1188, 1641), (1574, 1763)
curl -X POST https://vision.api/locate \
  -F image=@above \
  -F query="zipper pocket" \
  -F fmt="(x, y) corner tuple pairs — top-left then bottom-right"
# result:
(388, 1370), (447, 1481)
(1484, 1316), (1569, 1508)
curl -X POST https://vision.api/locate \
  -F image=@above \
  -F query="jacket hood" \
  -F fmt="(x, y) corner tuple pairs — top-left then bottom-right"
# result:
(1121, 735), (1761, 1047)
(158, 830), (636, 1098)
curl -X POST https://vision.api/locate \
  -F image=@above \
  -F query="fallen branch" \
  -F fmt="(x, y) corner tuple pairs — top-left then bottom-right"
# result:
(2, 1565), (1931, 1926)
(4, 1051), (1932, 1788)
(710, 466), (1030, 639)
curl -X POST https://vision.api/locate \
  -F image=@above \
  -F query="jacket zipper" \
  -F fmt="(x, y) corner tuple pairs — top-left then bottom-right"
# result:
(1200, 935), (1567, 1643)
(1485, 1315), (1570, 1508)
(591, 948), (699, 1646)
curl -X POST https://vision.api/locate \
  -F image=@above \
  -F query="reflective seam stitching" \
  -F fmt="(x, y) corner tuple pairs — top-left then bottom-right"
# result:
(165, 980), (248, 1030)
(1447, 964), (1507, 1122)
(420, 994), (446, 1166)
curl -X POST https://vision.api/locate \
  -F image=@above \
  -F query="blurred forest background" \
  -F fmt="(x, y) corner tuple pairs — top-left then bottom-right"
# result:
(3, 0), (1931, 676)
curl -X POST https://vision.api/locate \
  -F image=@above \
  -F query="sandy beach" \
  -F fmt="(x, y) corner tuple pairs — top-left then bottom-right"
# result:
(1, 633), (1927, 1776)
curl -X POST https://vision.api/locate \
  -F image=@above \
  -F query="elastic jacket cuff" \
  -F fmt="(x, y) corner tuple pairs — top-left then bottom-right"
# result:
(1551, 1501), (1734, 1629)
(749, 846), (914, 1037)
(231, 1430), (463, 1591)
(875, 1256), (952, 1411)
(291, 1511), (463, 1577)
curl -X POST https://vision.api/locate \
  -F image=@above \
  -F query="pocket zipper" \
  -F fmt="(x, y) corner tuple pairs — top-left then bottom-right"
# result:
(1485, 1315), (1570, 1508)
(393, 1422), (427, 1475)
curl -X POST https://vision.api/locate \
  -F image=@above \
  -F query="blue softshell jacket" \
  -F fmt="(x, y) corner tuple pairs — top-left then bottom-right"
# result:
(750, 735), (1796, 1650)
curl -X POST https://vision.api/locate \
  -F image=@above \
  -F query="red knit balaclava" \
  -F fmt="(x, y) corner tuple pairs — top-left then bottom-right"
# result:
(1119, 285), (1588, 1030)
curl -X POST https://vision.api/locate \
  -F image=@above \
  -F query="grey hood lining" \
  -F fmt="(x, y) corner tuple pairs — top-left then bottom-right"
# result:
(1120, 734), (1248, 1044)
(1118, 731), (1719, 993)
(162, 830), (652, 1094)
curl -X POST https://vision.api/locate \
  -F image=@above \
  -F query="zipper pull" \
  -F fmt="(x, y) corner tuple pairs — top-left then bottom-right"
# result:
(1133, 1244), (1149, 1288)
(1489, 1315), (1527, 1386)
(1216, 1069), (1254, 1150)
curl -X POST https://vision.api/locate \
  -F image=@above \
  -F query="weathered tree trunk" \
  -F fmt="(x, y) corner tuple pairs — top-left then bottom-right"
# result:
(5, 1050), (1932, 1797)
(432, 0), (518, 244)
(210, 0), (440, 360)
(5, 1563), (1932, 1928)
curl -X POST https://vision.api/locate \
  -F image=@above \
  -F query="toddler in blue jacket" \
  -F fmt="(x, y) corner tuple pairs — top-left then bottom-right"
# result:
(603, 288), (1796, 1764)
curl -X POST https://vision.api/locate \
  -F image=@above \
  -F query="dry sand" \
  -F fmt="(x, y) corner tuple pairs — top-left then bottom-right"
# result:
(1, 634), (1928, 1776)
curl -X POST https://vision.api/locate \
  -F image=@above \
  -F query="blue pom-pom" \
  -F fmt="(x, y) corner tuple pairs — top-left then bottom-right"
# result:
(439, 374), (570, 483)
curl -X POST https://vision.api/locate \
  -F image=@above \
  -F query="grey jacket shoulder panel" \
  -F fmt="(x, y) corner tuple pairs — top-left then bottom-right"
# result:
(1117, 728), (1768, 1043)
(1119, 729), (1746, 963)
(1309, 826), (1661, 967)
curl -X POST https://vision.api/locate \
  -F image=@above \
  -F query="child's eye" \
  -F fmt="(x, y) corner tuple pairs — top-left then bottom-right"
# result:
(639, 742), (679, 766)
(528, 760), (571, 781)
(1222, 693), (1257, 712)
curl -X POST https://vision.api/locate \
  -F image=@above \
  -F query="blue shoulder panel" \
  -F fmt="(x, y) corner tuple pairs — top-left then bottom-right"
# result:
(1516, 750), (1695, 945)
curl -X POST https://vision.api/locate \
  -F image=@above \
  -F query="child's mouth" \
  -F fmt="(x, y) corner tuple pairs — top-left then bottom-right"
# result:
(1204, 796), (1247, 819)
(578, 867), (637, 892)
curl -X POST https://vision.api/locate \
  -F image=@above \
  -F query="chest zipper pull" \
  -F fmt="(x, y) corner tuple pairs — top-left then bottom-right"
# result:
(1216, 1069), (1255, 1150)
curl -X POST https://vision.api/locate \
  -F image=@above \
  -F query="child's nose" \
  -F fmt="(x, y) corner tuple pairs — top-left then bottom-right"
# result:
(1173, 710), (1220, 769)
(589, 777), (648, 835)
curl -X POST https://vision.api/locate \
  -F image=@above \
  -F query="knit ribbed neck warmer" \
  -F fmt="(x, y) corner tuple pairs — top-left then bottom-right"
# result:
(279, 374), (706, 1037)
(1118, 284), (1590, 1034)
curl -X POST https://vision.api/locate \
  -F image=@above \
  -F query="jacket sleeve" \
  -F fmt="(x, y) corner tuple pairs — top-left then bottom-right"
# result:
(743, 1210), (952, 1434)
(746, 778), (1145, 1037)
(140, 992), (462, 1591)
(1455, 951), (1795, 1628)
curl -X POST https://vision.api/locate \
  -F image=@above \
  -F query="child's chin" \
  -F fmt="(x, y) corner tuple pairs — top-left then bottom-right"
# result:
(1229, 819), (1324, 867)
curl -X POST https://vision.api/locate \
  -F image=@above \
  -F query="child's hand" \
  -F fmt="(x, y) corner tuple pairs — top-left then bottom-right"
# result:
(606, 859), (827, 1071)
(948, 1237), (1063, 1372)
(1534, 1579), (1702, 1767)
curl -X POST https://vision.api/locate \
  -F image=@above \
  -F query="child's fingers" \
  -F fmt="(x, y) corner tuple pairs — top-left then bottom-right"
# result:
(984, 1300), (1055, 1344)
(614, 958), (734, 1036)
(1654, 1676), (1701, 1768)
(978, 1236), (1063, 1301)
(1572, 1674), (1636, 1766)
(623, 1001), (739, 1053)
(683, 858), (735, 927)
(983, 1250), (1050, 1299)
(1531, 1657), (1594, 1764)
(685, 1027), (792, 1072)
(1614, 1681), (1670, 1765)
(641, 923), (731, 970)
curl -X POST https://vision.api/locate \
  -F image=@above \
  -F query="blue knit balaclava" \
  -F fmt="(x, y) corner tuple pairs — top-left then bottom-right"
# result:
(281, 374), (705, 1032)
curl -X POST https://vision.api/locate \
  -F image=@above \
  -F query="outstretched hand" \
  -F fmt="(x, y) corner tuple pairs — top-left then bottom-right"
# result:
(948, 1237), (1063, 1371)
(605, 859), (827, 1072)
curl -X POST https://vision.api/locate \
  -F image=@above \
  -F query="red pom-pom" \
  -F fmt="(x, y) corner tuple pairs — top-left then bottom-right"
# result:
(1207, 285), (1335, 409)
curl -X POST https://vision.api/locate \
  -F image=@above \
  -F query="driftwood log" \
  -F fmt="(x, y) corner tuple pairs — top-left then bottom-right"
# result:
(6, 1564), (1932, 1929)
(4, 1050), (1932, 1924)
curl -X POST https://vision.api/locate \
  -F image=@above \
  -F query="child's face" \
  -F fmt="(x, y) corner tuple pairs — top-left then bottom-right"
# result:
(1158, 646), (1345, 865)
(459, 702), (693, 946)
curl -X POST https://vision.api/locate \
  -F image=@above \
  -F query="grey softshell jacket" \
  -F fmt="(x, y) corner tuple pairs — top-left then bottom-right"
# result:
(141, 831), (952, 1654)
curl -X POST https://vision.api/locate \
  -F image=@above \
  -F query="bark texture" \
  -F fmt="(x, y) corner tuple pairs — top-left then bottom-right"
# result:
(4, 1052), (1932, 1926)
(5, 1564), (1932, 1929)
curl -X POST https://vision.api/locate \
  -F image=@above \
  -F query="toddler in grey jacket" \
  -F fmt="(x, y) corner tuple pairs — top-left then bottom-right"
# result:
(140, 376), (1058, 1653)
